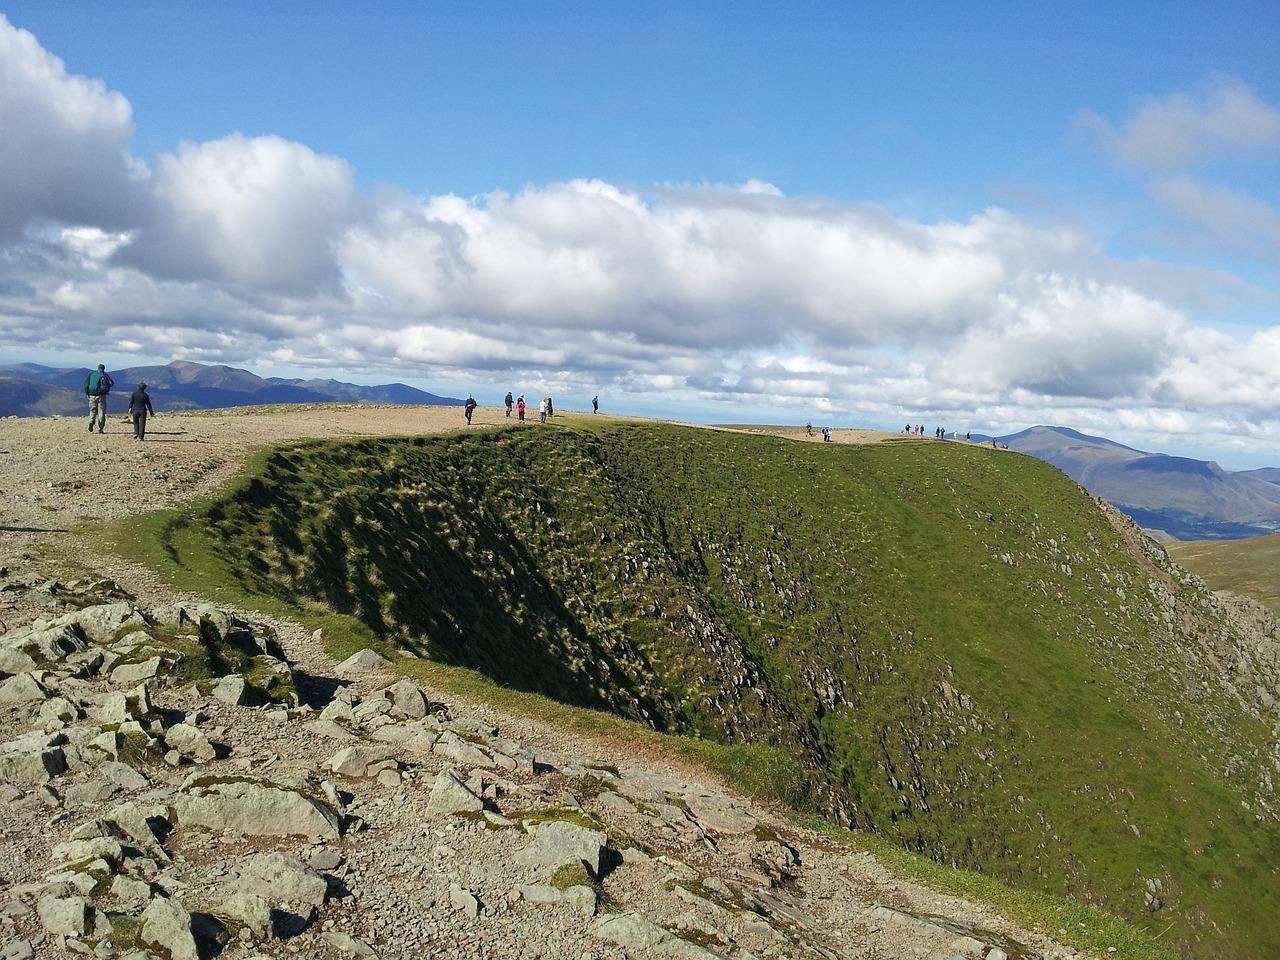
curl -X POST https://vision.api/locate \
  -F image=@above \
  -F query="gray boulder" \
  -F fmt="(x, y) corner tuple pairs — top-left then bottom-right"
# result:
(327, 744), (394, 779)
(139, 896), (199, 960)
(593, 913), (720, 958)
(164, 723), (216, 763)
(426, 769), (484, 817)
(384, 678), (427, 718)
(335, 649), (390, 675)
(239, 851), (328, 907)
(174, 775), (341, 839)
(211, 892), (273, 940)
(36, 893), (88, 937)
(0, 673), (48, 704)
(110, 657), (163, 685)
(519, 819), (607, 876)
(211, 674), (250, 706)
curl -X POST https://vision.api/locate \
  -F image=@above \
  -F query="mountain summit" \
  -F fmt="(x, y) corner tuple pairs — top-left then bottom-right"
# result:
(994, 425), (1280, 540)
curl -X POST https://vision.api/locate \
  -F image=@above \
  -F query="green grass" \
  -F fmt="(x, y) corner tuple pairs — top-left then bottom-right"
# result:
(1167, 533), (1280, 610)
(98, 422), (1280, 959)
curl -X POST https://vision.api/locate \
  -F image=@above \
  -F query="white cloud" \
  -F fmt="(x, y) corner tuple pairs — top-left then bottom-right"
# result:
(0, 14), (142, 241)
(1149, 175), (1280, 258)
(2, 18), (1280, 462)
(1079, 75), (1280, 171)
(119, 134), (361, 294)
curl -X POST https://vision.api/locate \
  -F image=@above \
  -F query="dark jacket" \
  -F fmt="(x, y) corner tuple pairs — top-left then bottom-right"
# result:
(84, 371), (114, 396)
(128, 389), (155, 417)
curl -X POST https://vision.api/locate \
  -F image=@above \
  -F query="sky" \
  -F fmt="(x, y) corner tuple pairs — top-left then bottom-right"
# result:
(1, 2), (1279, 466)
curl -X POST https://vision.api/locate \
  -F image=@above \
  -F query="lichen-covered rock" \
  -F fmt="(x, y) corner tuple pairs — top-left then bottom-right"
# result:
(211, 892), (272, 940)
(327, 744), (394, 778)
(139, 896), (199, 960)
(519, 819), (608, 876)
(173, 775), (341, 839)
(426, 769), (484, 817)
(0, 673), (48, 704)
(239, 851), (328, 907)
(36, 893), (88, 937)
(164, 722), (216, 762)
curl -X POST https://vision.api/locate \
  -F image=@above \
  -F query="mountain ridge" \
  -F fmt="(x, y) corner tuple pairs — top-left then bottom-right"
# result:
(980, 425), (1280, 540)
(0, 359), (463, 416)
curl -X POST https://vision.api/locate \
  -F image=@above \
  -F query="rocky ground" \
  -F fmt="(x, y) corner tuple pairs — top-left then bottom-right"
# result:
(0, 407), (1083, 960)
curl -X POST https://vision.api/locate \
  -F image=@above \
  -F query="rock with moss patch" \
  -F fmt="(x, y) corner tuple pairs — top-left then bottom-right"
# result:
(210, 892), (272, 940)
(426, 769), (484, 817)
(593, 913), (720, 958)
(57, 602), (146, 644)
(139, 896), (199, 960)
(174, 775), (341, 839)
(518, 819), (607, 876)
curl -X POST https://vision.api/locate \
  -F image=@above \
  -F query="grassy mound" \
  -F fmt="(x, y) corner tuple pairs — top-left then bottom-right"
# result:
(110, 422), (1280, 958)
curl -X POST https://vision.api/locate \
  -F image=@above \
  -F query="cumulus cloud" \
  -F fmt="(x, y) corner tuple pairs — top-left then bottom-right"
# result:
(0, 14), (143, 241)
(118, 134), (361, 295)
(1079, 75), (1280, 171)
(2, 18), (1280, 460)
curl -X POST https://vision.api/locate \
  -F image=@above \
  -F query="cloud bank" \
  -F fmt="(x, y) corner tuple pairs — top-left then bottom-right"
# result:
(1, 14), (1279, 460)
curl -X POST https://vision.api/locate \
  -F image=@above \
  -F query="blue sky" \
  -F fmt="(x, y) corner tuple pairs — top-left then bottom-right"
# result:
(2, 3), (1280, 465)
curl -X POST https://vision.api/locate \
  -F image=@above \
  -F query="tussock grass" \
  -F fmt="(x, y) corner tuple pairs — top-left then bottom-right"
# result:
(99, 423), (1279, 959)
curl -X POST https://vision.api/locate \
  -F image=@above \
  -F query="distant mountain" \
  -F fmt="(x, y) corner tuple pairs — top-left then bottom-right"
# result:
(0, 360), (463, 418)
(990, 425), (1280, 540)
(1239, 467), (1280, 486)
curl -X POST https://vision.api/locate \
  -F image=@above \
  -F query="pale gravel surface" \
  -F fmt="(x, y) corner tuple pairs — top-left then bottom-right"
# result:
(0, 405), (1084, 960)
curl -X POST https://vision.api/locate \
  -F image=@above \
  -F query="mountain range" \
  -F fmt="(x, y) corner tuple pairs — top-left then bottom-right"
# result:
(985, 425), (1280, 540)
(0, 360), (462, 416)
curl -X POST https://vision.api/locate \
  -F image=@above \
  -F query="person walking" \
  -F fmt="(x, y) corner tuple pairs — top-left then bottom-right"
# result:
(128, 382), (156, 440)
(538, 397), (548, 424)
(822, 426), (831, 442)
(83, 363), (114, 433)
(546, 396), (554, 418)
(504, 391), (514, 418)
(592, 395), (599, 414)
(464, 393), (477, 425)
(805, 422), (813, 437)
(516, 395), (526, 423)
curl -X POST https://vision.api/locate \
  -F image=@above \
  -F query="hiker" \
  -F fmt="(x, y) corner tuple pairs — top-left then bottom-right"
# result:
(991, 437), (997, 448)
(592, 395), (599, 414)
(516, 395), (526, 423)
(966, 431), (971, 441)
(822, 426), (831, 442)
(505, 391), (514, 418)
(128, 382), (156, 441)
(83, 363), (114, 433)
(463, 393), (477, 425)
(546, 396), (554, 418)
(806, 422), (813, 437)
(538, 397), (547, 424)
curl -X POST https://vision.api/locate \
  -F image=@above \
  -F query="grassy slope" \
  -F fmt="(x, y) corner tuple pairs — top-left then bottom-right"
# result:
(103, 422), (1280, 959)
(1167, 533), (1280, 611)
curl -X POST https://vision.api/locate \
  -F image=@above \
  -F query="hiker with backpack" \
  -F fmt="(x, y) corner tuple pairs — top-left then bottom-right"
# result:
(538, 397), (548, 424)
(505, 391), (514, 418)
(83, 363), (114, 433)
(464, 393), (478, 425)
(592, 395), (599, 414)
(128, 383), (156, 441)
(517, 395), (526, 423)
